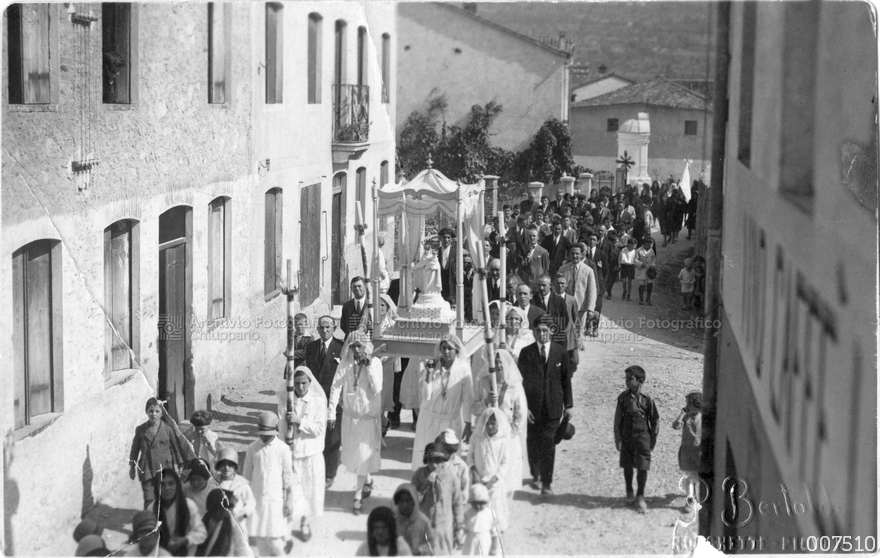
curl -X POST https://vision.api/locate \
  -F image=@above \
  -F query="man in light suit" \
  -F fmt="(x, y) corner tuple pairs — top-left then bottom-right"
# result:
(540, 217), (572, 277)
(558, 244), (597, 344)
(518, 322), (573, 496)
(584, 233), (606, 336)
(517, 226), (550, 291)
(304, 316), (345, 488)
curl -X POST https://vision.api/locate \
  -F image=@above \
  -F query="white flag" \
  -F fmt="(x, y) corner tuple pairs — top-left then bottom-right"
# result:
(678, 160), (692, 201)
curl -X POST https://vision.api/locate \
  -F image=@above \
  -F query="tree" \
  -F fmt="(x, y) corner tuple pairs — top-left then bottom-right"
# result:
(513, 118), (576, 184)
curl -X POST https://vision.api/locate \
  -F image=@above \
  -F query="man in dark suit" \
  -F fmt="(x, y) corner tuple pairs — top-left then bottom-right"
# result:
(584, 233), (606, 336)
(304, 315), (345, 488)
(540, 217), (572, 276)
(518, 321), (573, 496)
(517, 226), (550, 291)
(437, 228), (456, 305)
(519, 192), (536, 214)
(515, 283), (546, 329)
(340, 276), (367, 337)
(289, 313), (313, 369)
(462, 251), (475, 321)
(551, 273), (581, 372)
(486, 259), (502, 302)
(508, 214), (529, 258)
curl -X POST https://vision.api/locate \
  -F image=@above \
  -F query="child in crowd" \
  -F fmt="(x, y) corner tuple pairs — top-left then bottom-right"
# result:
(355, 506), (413, 557)
(129, 398), (196, 509)
(393, 483), (435, 556)
(672, 392), (703, 511)
(185, 410), (222, 473)
(435, 429), (470, 501)
(467, 408), (509, 554)
(196, 489), (252, 556)
(634, 237), (657, 305)
(678, 258), (696, 310)
(618, 238), (637, 301)
(183, 458), (219, 516)
(613, 365), (660, 514)
(215, 447), (256, 542)
(72, 519), (103, 544)
(462, 484), (497, 556)
(154, 468), (207, 556)
(692, 256), (706, 309)
(411, 443), (465, 554)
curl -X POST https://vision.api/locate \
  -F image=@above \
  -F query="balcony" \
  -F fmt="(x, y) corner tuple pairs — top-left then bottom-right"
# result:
(332, 84), (370, 164)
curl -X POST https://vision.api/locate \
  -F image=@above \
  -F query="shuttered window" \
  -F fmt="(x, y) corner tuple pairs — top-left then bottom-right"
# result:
(208, 198), (231, 319)
(208, 3), (230, 104)
(356, 167), (367, 223)
(265, 189), (283, 296)
(13, 239), (63, 430)
(381, 33), (390, 104)
(104, 220), (140, 378)
(265, 3), (283, 104)
(299, 184), (322, 306)
(6, 3), (50, 105)
(357, 26), (368, 87)
(102, 3), (132, 104)
(307, 13), (322, 104)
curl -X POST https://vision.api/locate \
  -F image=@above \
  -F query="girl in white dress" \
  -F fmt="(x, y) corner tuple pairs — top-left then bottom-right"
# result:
(468, 407), (511, 555)
(411, 334), (474, 470)
(378, 294), (402, 423)
(471, 350), (528, 500)
(278, 365), (326, 540)
(328, 331), (384, 514)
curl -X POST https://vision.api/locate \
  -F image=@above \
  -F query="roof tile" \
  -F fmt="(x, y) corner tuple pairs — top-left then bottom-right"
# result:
(571, 77), (711, 111)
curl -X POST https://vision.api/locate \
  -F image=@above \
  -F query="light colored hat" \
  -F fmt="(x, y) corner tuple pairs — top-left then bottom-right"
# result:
(435, 428), (459, 446)
(469, 484), (490, 504)
(75, 535), (106, 556)
(257, 411), (279, 432)
(215, 447), (239, 469)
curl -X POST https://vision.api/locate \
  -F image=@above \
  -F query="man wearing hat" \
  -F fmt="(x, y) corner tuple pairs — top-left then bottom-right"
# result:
(438, 227), (457, 305)
(242, 411), (294, 556)
(123, 511), (169, 556)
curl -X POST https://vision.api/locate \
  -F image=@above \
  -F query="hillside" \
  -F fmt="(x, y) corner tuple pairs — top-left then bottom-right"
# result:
(469, 2), (715, 82)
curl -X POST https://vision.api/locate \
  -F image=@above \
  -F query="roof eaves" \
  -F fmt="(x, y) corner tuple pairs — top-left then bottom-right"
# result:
(436, 3), (571, 59)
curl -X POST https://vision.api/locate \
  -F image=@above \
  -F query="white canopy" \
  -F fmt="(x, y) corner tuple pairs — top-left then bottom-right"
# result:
(377, 168), (484, 218)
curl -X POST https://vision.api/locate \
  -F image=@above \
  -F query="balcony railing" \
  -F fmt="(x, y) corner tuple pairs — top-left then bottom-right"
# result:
(333, 84), (370, 144)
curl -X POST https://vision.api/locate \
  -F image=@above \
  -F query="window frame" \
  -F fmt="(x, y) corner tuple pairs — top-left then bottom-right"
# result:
(208, 197), (232, 320)
(102, 2), (138, 106)
(606, 118), (619, 132)
(264, 188), (283, 298)
(103, 219), (141, 381)
(5, 3), (60, 109)
(684, 120), (698, 136)
(265, 3), (284, 104)
(12, 239), (64, 433)
(207, 3), (231, 105)
(307, 12), (322, 104)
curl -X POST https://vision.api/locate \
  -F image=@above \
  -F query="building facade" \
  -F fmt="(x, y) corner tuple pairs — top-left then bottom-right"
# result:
(705, 0), (876, 544)
(396, 2), (569, 152)
(1, 3), (395, 554)
(569, 77), (712, 183)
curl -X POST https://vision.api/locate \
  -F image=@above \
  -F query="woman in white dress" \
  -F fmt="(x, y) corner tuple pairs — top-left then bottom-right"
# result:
(277, 365), (326, 541)
(500, 306), (535, 360)
(471, 349), (528, 500)
(328, 331), (384, 515)
(411, 334), (474, 470)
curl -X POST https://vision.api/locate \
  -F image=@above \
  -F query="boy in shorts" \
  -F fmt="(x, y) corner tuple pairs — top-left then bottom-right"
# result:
(614, 365), (660, 513)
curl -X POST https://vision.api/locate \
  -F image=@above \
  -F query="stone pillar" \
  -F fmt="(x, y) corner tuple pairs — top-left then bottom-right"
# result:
(617, 112), (652, 186)
(577, 172), (593, 196)
(560, 174), (576, 197)
(484, 175), (499, 219)
(528, 181), (544, 200)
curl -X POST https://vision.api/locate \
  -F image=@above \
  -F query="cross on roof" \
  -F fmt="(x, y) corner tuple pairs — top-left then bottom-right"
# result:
(616, 151), (635, 171)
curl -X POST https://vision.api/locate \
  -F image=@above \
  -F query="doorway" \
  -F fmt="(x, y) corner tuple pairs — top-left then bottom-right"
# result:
(158, 206), (192, 421)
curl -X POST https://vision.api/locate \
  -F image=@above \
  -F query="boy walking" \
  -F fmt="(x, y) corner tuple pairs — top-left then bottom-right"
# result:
(613, 365), (659, 513)
(678, 258), (696, 310)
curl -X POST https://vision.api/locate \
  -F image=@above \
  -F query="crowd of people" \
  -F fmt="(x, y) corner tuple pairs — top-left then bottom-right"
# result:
(71, 181), (705, 557)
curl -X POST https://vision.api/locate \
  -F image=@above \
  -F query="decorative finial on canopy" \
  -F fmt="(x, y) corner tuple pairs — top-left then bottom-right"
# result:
(426, 154), (434, 169)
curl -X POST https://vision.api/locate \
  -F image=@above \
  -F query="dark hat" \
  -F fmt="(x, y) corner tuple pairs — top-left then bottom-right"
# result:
(438, 228), (455, 238)
(554, 416), (575, 444)
(131, 510), (158, 535)
(186, 458), (212, 480)
(73, 519), (103, 542)
(646, 266), (658, 280)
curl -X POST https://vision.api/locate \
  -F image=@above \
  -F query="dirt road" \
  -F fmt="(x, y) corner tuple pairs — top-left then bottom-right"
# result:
(93, 235), (705, 556)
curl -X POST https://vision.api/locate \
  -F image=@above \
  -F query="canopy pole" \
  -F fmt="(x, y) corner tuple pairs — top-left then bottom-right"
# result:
(497, 210), (507, 348)
(372, 179), (382, 338)
(455, 183), (465, 341)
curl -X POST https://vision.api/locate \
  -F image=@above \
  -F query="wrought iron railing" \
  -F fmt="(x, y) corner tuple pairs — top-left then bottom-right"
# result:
(333, 84), (370, 143)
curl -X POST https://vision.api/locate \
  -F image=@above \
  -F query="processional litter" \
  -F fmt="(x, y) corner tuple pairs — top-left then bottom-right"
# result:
(368, 163), (509, 404)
